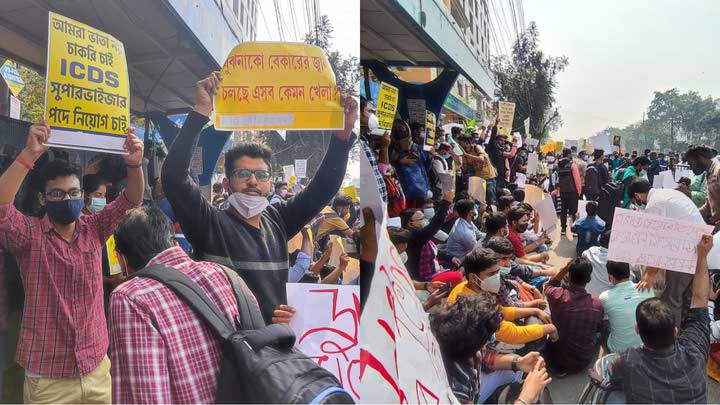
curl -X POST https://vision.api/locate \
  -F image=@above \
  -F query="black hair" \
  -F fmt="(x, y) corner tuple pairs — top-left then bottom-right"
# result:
(332, 195), (353, 209)
(598, 230), (611, 248)
(224, 142), (273, 176)
(606, 260), (630, 280)
(38, 159), (81, 192)
(636, 298), (676, 350)
(463, 247), (498, 276)
(497, 196), (515, 212)
(484, 236), (514, 255)
(507, 206), (528, 224)
(400, 208), (421, 229)
(568, 257), (592, 285)
(451, 127), (462, 136)
(512, 189), (525, 203)
(82, 173), (106, 195)
(430, 294), (503, 362)
(593, 149), (604, 159)
(685, 144), (715, 160)
(562, 148), (572, 157)
(388, 226), (411, 246)
(455, 199), (475, 218)
(114, 205), (175, 271)
(507, 183), (518, 193)
(585, 201), (598, 216)
(644, 149), (651, 155)
(629, 178), (652, 197)
(633, 156), (651, 167)
(212, 183), (223, 193)
(360, 96), (367, 112)
(484, 213), (507, 237)
(437, 142), (452, 152)
(275, 181), (287, 190)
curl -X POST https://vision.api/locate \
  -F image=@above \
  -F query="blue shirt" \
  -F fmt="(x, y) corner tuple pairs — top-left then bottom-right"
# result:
(445, 218), (485, 260)
(287, 251), (312, 283)
(599, 281), (654, 353)
(571, 215), (605, 255)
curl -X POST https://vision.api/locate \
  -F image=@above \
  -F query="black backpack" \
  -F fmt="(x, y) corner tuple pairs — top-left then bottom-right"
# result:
(596, 181), (624, 228)
(131, 264), (354, 404)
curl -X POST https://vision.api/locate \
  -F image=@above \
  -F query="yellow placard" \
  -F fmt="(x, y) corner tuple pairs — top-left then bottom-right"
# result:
(44, 12), (129, 153)
(554, 141), (564, 154)
(540, 142), (555, 155)
(343, 185), (359, 203)
(376, 82), (398, 130)
(497, 101), (515, 129)
(423, 111), (436, 151)
(0, 61), (25, 96)
(106, 234), (123, 276)
(215, 42), (343, 130)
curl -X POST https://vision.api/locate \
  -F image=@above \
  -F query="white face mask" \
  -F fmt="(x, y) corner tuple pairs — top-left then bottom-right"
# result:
(280, 189), (288, 197)
(399, 251), (409, 264)
(228, 192), (269, 218)
(479, 273), (501, 294)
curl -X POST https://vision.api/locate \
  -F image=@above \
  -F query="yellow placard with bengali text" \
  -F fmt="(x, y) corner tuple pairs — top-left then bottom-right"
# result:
(343, 185), (359, 203)
(423, 111), (436, 151)
(106, 234), (123, 276)
(554, 140), (564, 154)
(215, 42), (343, 131)
(44, 12), (129, 153)
(376, 82), (398, 130)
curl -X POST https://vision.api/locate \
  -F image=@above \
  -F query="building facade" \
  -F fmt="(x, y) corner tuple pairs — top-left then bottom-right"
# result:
(225, 0), (259, 41)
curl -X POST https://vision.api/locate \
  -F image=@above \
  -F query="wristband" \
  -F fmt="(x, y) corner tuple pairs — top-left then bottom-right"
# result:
(424, 282), (429, 291)
(16, 156), (34, 170)
(126, 163), (142, 168)
(516, 399), (529, 405)
(511, 356), (519, 372)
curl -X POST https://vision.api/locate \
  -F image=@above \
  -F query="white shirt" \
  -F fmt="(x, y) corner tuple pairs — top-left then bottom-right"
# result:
(645, 188), (705, 225)
(583, 246), (613, 297)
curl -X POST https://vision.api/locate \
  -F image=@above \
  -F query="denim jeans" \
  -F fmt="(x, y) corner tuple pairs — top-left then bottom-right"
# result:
(485, 178), (497, 205)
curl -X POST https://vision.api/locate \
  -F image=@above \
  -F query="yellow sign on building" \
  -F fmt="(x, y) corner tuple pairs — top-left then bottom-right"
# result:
(44, 12), (129, 153)
(215, 42), (343, 131)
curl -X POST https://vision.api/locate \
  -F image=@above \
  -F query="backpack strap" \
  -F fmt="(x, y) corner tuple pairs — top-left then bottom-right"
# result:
(217, 265), (266, 330)
(130, 264), (236, 340)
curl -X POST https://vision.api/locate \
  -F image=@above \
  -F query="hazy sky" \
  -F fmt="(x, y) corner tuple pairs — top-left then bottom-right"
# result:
(521, 0), (720, 140)
(256, 0), (359, 58)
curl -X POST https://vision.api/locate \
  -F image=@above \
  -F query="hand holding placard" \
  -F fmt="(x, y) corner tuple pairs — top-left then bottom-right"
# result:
(194, 71), (222, 117)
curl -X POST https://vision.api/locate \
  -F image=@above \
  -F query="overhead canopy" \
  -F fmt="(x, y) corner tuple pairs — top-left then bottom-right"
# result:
(0, 0), (241, 114)
(360, 0), (495, 98)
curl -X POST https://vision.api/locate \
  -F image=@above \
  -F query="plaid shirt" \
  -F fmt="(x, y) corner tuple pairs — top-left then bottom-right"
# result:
(109, 247), (241, 404)
(544, 280), (603, 371)
(0, 191), (138, 378)
(360, 135), (388, 202)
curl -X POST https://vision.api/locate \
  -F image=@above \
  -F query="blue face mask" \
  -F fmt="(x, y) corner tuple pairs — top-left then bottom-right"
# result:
(499, 266), (512, 276)
(45, 198), (84, 225)
(423, 208), (435, 220)
(442, 153), (451, 159)
(88, 197), (106, 213)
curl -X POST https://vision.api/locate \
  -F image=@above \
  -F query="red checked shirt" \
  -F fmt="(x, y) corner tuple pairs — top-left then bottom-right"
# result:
(109, 247), (242, 404)
(0, 192), (138, 378)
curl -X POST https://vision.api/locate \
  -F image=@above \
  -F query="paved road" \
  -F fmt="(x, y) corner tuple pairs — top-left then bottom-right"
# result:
(542, 222), (720, 403)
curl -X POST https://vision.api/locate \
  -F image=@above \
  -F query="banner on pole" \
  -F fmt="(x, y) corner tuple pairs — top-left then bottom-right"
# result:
(44, 12), (130, 153)
(376, 82), (399, 130)
(215, 42), (343, 130)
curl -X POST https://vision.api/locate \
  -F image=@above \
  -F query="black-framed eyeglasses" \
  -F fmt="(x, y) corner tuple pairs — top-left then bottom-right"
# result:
(231, 168), (271, 182)
(45, 188), (83, 202)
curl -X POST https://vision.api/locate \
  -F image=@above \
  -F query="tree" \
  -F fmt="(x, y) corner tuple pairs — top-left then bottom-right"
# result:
(304, 15), (359, 97)
(491, 22), (568, 141)
(16, 65), (45, 123)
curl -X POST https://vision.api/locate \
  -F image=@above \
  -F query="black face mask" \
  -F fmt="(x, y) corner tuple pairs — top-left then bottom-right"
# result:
(691, 163), (707, 175)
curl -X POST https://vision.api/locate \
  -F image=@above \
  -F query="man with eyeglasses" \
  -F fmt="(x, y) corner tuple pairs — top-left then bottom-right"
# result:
(0, 120), (144, 404)
(162, 72), (358, 323)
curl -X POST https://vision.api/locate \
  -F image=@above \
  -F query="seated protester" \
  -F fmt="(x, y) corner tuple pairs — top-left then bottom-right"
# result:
(447, 248), (558, 347)
(268, 181), (288, 205)
(608, 236), (713, 404)
(401, 191), (463, 287)
(311, 195), (355, 251)
(315, 253), (351, 285)
(583, 230), (613, 297)
(507, 207), (550, 264)
(480, 212), (508, 246)
(485, 237), (556, 295)
(288, 226), (313, 282)
(543, 258), (603, 375)
(445, 199), (485, 261)
(599, 260), (654, 353)
(513, 189), (525, 204)
(517, 203), (550, 254)
(497, 195), (515, 216)
(570, 201), (605, 256)
(109, 205), (252, 403)
(432, 294), (552, 405)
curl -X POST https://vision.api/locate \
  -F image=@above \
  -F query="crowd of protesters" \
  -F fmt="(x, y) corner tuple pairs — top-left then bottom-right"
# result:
(0, 72), (360, 403)
(359, 93), (720, 404)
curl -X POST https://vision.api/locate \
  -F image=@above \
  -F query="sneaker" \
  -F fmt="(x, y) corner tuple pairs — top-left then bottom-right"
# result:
(560, 229), (566, 236)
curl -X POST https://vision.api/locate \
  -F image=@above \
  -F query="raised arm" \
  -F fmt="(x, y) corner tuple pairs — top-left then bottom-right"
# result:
(412, 192), (453, 242)
(278, 95), (358, 236)
(0, 120), (48, 205)
(691, 235), (713, 309)
(161, 73), (221, 252)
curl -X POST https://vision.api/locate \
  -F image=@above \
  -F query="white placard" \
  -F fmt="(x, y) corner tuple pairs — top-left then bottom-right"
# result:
(294, 159), (307, 179)
(190, 147), (203, 178)
(468, 176), (486, 203)
(526, 138), (539, 147)
(359, 214), (458, 403)
(438, 172), (454, 193)
(287, 283), (360, 402)
(535, 196), (557, 233)
(652, 173), (664, 189)
(674, 167), (693, 182)
(660, 170), (676, 189)
(513, 132), (523, 148)
(497, 101), (515, 129)
(9, 95), (20, 119)
(328, 235), (344, 267)
(565, 139), (579, 149)
(527, 152), (539, 174)
(607, 208), (713, 274)
(283, 164), (295, 183)
(387, 216), (402, 228)
(577, 199), (588, 216)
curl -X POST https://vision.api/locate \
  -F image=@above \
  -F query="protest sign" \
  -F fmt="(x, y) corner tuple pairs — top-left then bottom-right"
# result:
(540, 142), (555, 155)
(387, 217), (402, 228)
(608, 208), (713, 274)
(535, 196), (557, 233)
(328, 236), (345, 267)
(1, 61), (25, 96)
(564, 139), (578, 149)
(407, 99), (426, 125)
(659, 170), (676, 189)
(527, 152), (539, 174)
(525, 184), (544, 206)
(526, 138), (539, 147)
(106, 235), (122, 276)
(652, 173), (664, 189)
(468, 176), (486, 203)
(343, 185), (359, 203)
(438, 172), (454, 193)
(44, 12), (130, 153)
(360, 214), (458, 403)
(214, 42), (343, 130)
(287, 283), (360, 402)
(294, 159), (307, 178)
(708, 232), (720, 270)
(359, 151), (385, 225)
(513, 132), (523, 148)
(424, 111), (436, 151)
(9, 95), (20, 120)
(612, 135), (621, 146)
(497, 101), (515, 129)
(376, 82), (398, 130)
(674, 167), (693, 182)
(283, 164), (295, 183)
(554, 141), (564, 154)
(577, 199), (588, 216)
(524, 117), (530, 135)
